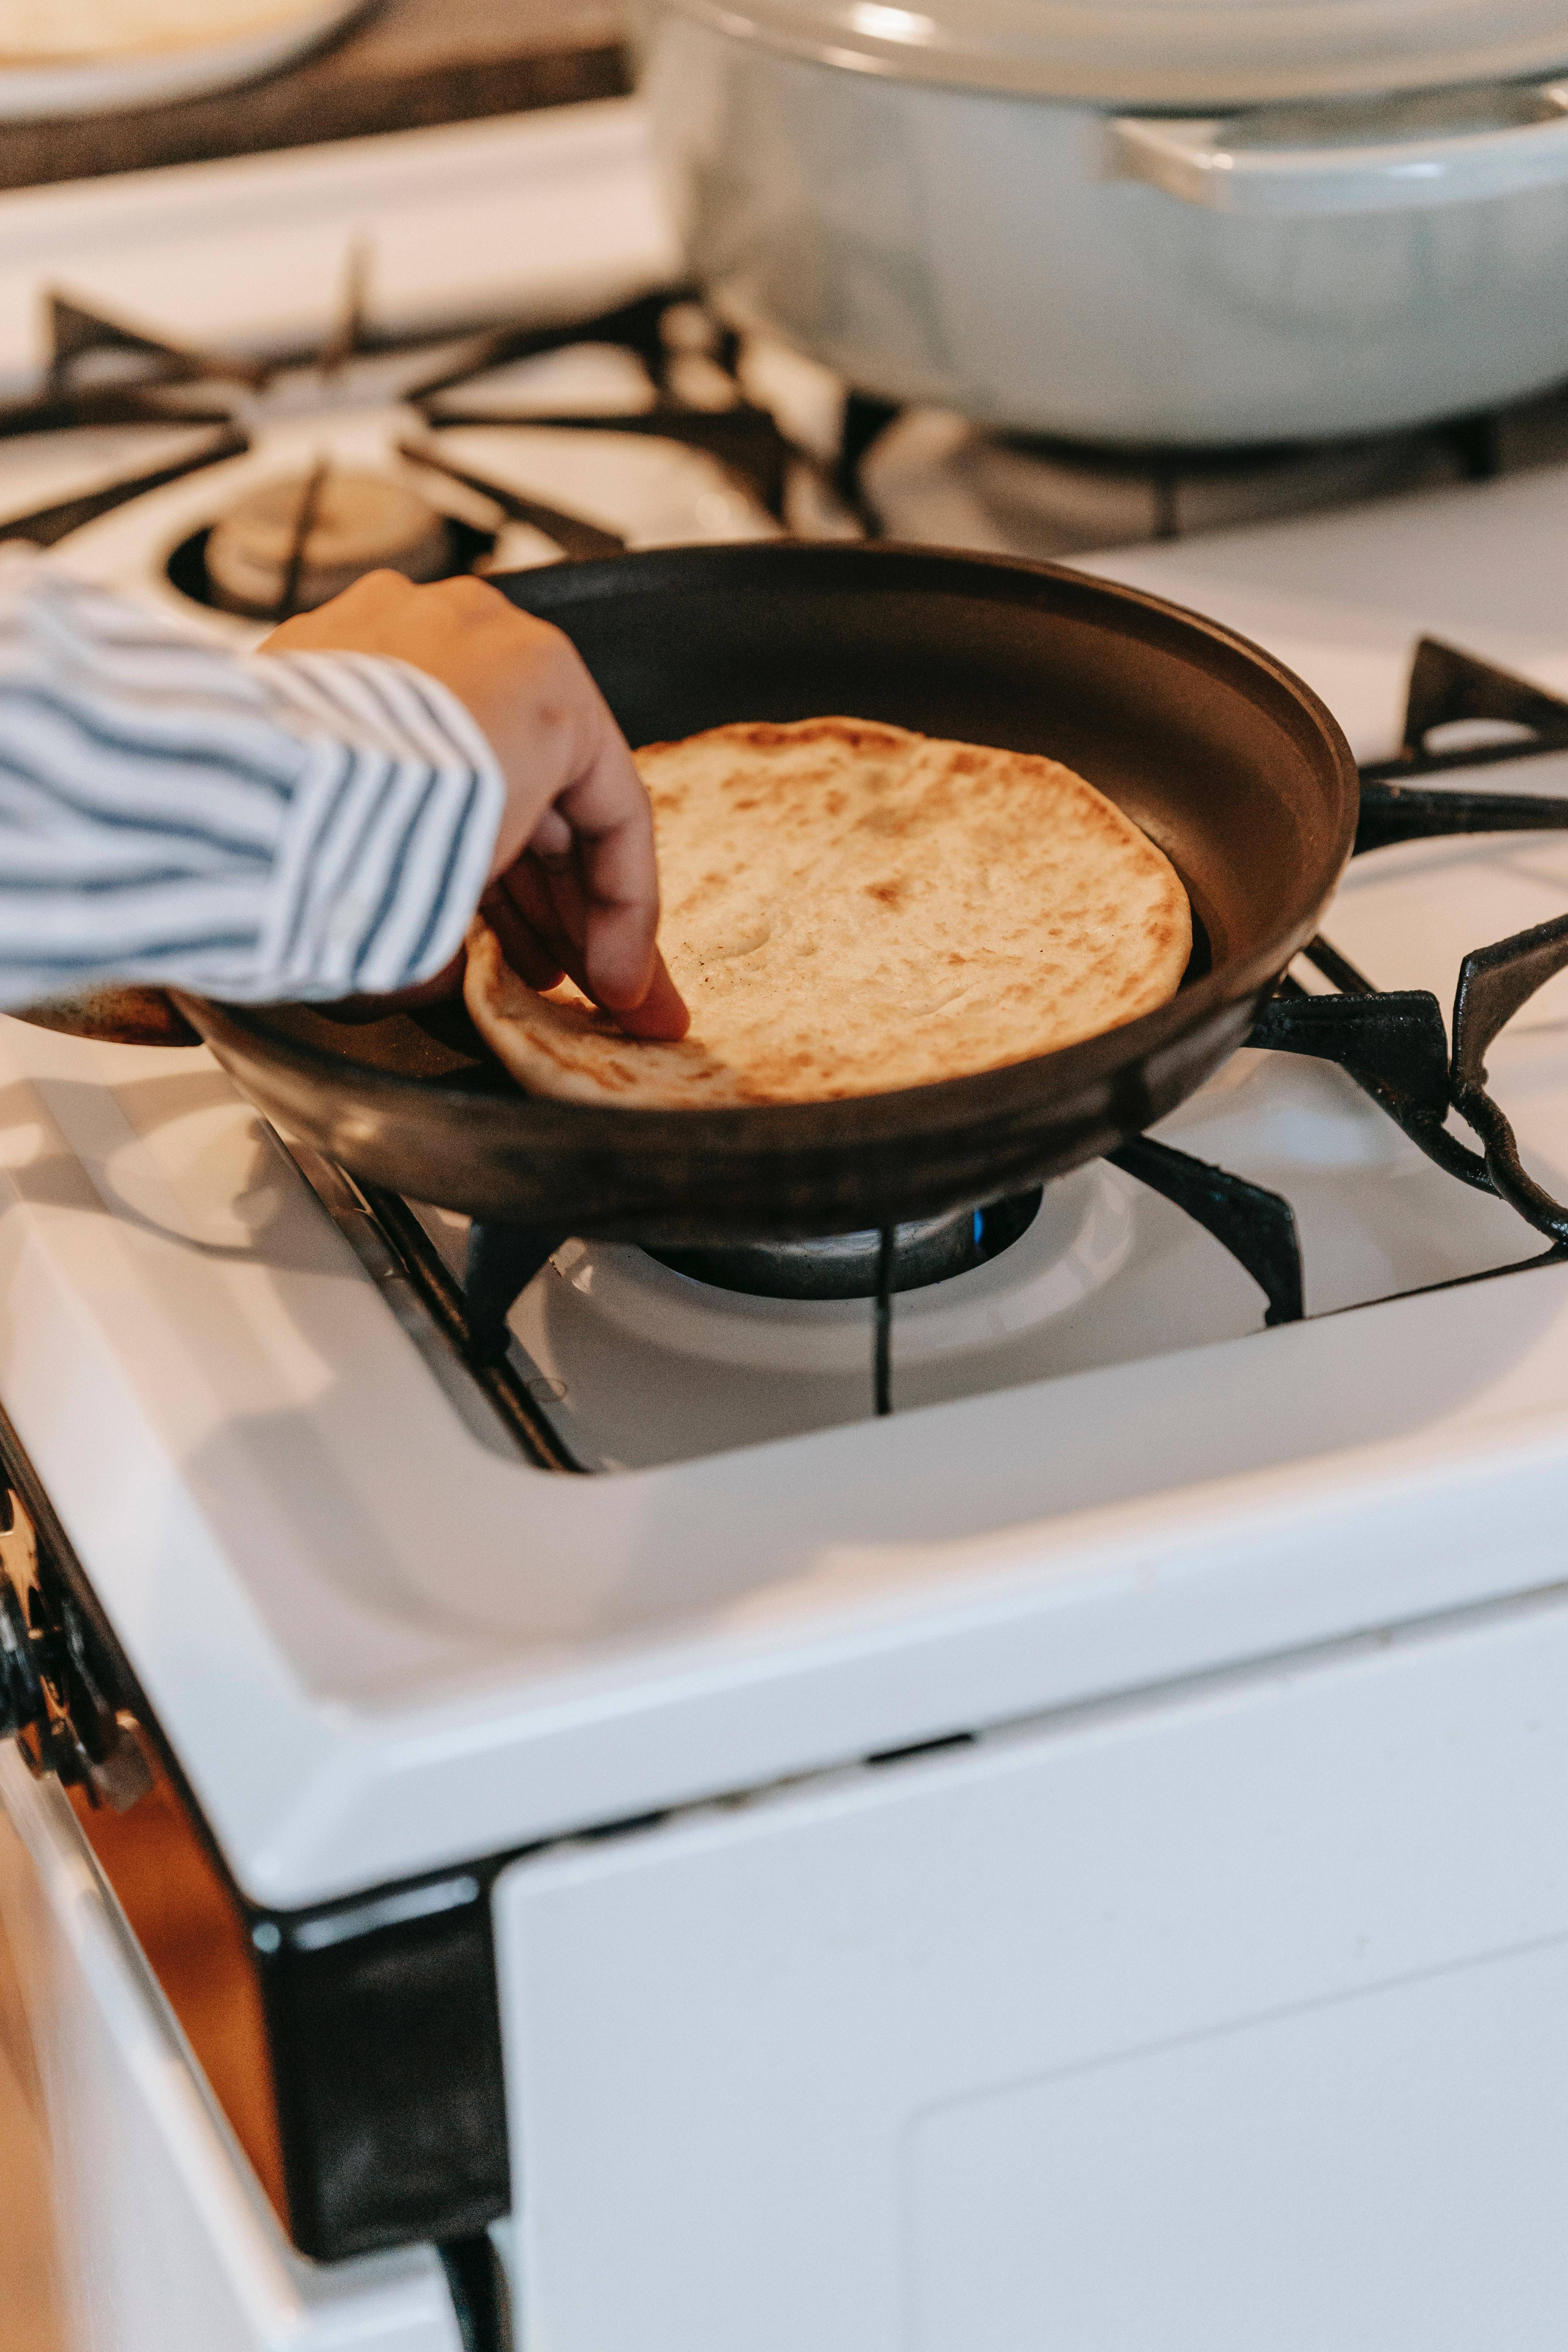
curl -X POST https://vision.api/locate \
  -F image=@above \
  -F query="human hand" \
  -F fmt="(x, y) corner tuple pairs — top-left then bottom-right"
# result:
(261, 570), (689, 1038)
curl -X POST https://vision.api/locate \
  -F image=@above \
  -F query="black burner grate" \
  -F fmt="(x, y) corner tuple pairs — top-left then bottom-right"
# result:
(0, 278), (798, 571)
(1265, 640), (1568, 1253)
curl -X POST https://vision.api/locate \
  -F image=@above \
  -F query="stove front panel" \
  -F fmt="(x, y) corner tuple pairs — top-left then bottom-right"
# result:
(494, 1583), (1568, 2351)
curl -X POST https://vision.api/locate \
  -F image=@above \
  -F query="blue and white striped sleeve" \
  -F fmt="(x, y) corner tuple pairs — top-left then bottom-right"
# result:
(0, 554), (505, 1012)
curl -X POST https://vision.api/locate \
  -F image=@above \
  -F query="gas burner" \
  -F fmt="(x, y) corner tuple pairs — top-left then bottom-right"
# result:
(92, 413), (775, 639)
(646, 1192), (1044, 1300)
(201, 463), (456, 619)
(857, 408), (1476, 559)
(44, 410), (492, 642)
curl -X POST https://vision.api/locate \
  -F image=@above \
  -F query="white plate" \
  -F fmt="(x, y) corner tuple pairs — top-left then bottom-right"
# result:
(0, 0), (368, 121)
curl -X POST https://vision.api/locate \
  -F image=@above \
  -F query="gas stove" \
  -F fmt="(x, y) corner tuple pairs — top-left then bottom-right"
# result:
(11, 90), (1568, 2352)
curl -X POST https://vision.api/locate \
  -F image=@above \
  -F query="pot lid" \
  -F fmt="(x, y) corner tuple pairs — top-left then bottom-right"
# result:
(666, 0), (1568, 107)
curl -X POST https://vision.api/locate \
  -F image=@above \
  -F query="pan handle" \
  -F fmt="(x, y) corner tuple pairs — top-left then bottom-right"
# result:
(11, 986), (201, 1047)
(1109, 80), (1568, 216)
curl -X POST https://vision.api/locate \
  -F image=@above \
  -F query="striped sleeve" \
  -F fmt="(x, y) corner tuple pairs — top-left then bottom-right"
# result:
(0, 553), (504, 1013)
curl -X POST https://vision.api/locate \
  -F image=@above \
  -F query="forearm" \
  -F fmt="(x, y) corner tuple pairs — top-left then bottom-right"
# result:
(0, 557), (503, 1013)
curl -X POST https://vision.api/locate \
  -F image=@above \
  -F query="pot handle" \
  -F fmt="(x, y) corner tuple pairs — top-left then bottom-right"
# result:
(1109, 81), (1568, 216)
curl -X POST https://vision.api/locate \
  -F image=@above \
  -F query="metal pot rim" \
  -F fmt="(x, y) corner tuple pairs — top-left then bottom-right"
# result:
(646, 0), (1568, 112)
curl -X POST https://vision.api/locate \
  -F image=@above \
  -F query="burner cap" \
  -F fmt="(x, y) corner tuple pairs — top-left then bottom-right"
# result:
(205, 468), (451, 619)
(647, 1192), (1042, 1300)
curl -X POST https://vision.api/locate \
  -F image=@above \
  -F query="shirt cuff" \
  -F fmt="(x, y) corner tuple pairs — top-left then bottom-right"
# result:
(240, 647), (506, 1001)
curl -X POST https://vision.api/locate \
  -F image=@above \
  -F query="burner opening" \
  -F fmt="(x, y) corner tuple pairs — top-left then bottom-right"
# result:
(646, 1190), (1044, 1301)
(165, 498), (495, 621)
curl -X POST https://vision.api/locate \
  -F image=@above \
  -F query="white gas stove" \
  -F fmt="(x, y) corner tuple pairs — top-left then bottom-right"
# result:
(8, 92), (1568, 2352)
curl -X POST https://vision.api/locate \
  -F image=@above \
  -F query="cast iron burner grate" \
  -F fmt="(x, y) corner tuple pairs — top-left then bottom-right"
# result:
(0, 276), (797, 590)
(831, 390), (1513, 544)
(1259, 637), (1568, 1256)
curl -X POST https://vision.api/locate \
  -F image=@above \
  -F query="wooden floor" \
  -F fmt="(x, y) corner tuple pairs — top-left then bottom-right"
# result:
(0, 1844), (65, 2352)
(73, 1773), (287, 2220)
(0, 1759), (287, 2350)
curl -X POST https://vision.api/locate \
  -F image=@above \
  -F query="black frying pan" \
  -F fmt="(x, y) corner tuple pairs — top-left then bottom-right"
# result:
(180, 543), (1358, 1244)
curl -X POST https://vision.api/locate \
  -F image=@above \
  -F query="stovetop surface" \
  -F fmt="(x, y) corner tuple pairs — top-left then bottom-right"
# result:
(0, 100), (674, 402)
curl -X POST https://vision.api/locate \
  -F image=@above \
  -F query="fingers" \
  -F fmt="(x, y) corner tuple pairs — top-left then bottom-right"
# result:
(482, 881), (566, 995)
(528, 804), (573, 862)
(500, 699), (690, 1039)
(550, 726), (667, 1010)
(495, 858), (588, 989)
(258, 568), (417, 655)
(491, 849), (691, 1043)
(614, 949), (691, 1040)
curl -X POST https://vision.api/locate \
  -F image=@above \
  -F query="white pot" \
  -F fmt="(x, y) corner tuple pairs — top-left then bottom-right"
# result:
(647, 0), (1568, 109)
(638, 9), (1568, 446)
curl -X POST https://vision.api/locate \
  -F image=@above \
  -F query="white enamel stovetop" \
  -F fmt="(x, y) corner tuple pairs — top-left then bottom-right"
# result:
(8, 438), (1568, 1913)
(0, 100), (676, 401)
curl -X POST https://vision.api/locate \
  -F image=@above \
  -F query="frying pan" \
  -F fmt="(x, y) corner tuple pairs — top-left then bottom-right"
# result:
(162, 542), (1356, 1243)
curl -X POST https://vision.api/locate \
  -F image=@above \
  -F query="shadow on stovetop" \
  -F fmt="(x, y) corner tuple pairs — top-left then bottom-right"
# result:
(0, 1072), (366, 1273)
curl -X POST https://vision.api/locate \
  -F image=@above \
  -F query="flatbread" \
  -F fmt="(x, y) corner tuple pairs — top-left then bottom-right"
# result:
(465, 717), (1192, 1109)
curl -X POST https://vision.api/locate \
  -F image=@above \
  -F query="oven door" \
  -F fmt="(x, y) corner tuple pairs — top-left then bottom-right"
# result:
(0, 1748), (466, 2352)
(494, 1584), (1568, 2350)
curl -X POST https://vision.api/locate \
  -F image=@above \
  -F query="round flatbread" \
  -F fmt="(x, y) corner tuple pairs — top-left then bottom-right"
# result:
(464, 717), (1192, 1109)
(0, 0), (328, 59)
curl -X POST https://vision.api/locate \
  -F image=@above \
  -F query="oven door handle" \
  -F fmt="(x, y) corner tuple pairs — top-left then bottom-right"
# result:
(1108, 81), (1568, 216)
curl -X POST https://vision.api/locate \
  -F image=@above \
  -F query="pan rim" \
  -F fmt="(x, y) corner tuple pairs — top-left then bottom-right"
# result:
(184, 541), (1359, 1148)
